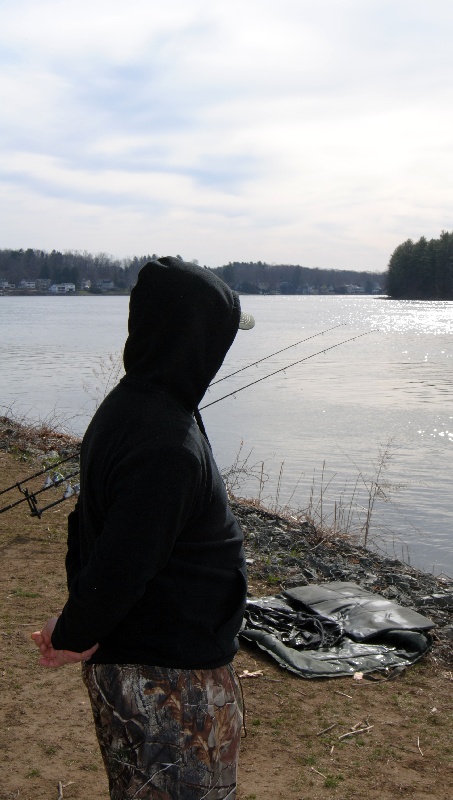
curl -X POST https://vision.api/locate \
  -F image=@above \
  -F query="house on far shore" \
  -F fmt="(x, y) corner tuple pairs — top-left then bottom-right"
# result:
(96, 279), (115, 291)
(344, 284), (365, 294)
(35, 278), (51, 291)
(49, 283), (76, 294)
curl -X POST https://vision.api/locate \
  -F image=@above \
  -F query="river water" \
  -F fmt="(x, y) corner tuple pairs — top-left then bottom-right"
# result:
(1, 294), (452, 576)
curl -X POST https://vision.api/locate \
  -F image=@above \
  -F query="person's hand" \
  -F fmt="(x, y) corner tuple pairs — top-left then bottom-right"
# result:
(31, 617), (99, 668)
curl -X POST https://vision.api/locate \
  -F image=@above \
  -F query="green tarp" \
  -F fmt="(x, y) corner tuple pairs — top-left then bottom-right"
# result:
(240, 582), (434, 678)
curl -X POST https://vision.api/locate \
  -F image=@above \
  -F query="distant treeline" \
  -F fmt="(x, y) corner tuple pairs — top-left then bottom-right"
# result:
(0, 248), (383, 294)
(0, 248), (155, 290)
(387, 231), (453, 300)
(211, 262), (382, 294)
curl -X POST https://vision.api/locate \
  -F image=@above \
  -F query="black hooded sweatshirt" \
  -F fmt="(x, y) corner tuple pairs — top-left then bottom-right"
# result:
(51, 257), (247, 668)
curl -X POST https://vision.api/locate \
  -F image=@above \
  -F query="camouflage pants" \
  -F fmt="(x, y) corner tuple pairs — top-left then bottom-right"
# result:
(81, 663), (243, 800)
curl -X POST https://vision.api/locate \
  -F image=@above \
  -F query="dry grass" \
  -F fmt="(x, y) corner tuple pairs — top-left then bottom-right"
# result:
(1, 422), (453, 799)
(222, 439), (410, 556)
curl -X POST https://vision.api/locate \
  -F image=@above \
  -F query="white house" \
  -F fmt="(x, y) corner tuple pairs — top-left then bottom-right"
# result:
(344, 284), (365, 294)
(50, 283), (76, 294)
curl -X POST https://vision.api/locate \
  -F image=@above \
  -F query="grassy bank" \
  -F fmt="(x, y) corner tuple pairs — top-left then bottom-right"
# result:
(1, 418), (453, 799)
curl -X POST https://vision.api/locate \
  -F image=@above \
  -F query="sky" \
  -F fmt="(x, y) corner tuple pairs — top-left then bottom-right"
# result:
(1, 0), (453, 272)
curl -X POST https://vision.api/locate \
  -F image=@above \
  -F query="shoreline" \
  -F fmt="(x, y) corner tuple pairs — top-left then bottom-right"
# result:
(1, 413), (452, 665)
(2, 414), (453, 798)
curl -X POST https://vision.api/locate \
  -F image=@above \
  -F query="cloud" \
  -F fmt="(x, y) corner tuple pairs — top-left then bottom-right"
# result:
(1, 0), (453, 269)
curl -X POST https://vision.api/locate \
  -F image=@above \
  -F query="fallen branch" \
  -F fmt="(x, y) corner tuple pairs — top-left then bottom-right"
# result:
(389, 743), (421, 754)
(310, 766), (327, 779)
(57, 781), (74, 799)
(238, 669), (263, 679)
(339, 725), (373, 740)
(352, 720), (369, 730)
(317, 723), (338, 736)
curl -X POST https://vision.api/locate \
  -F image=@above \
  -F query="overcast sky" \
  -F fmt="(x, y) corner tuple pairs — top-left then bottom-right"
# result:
(1, 0), (453, 272)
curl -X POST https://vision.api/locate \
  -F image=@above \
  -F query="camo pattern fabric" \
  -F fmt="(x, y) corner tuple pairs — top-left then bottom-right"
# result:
(81, 662), (243, 800)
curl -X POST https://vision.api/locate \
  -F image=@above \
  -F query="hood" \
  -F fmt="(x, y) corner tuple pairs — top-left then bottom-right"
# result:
(123, 256), (241, 410)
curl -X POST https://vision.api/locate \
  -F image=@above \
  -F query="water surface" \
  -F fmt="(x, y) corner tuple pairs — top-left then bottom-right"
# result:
(1, 294), (452, 575)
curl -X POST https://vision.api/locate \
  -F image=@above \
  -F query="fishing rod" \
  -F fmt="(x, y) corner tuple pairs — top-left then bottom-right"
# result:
(0, 468), (80, 518)
(0, 452), (78, 499)
(209, 323), (345, 385)
(200, 330), (377, 410)
(0, 328), (377, 516)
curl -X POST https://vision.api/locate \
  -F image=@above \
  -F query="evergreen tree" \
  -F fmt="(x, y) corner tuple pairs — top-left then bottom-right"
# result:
(387, 232), (453, 299)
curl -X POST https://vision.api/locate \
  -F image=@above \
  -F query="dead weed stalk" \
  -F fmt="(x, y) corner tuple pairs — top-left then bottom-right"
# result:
(223, 440), (401, 549)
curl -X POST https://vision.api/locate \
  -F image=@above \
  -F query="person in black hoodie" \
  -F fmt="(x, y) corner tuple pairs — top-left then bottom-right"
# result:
(32, 257), (254, 800)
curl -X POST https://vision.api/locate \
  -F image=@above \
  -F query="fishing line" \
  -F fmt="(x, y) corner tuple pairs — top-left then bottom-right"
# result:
(209, 323), (345, 386)
(200, 330), (377, 410)
(0, 328), (377, 515)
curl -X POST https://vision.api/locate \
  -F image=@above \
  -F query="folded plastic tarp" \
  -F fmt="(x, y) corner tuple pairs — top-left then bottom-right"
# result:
(240, 582), (434, 678)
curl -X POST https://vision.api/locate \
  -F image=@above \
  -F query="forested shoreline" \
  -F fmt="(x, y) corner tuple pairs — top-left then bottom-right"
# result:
(3, 233), (453, 299)
(0, 248), (382, 295)
(387, 230), (453, 300)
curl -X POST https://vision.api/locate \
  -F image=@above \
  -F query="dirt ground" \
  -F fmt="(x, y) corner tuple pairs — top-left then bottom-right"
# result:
(1, 448), (453, 800)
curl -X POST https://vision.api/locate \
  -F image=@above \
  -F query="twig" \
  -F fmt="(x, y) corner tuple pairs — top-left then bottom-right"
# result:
(335, 690), (353, 699)
(417, 737), (424, 756)
(389, 743), (421, 754)
(309, 540), (324, 551)
(339, 725), (373, 740)
(17, 622), (43, 626)
(317, 723), (338, 736)
(57, 781), (74, 798)
(310, 766), (327, 779)
(238, 670), (263, 679)
(352, 720), (366, 730)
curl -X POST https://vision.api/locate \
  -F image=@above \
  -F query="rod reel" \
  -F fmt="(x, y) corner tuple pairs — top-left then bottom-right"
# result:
(0, 454), (80, 518)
